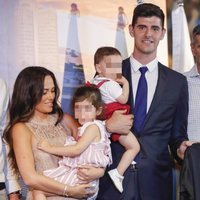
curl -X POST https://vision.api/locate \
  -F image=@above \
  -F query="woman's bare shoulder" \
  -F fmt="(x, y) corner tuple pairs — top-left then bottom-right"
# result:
(12, 122), (32, 137)
(13, 122), (28, 130)
(62, 113), (79, 137)
(62, 113), (77, 125)
(63, 113), (74, 121)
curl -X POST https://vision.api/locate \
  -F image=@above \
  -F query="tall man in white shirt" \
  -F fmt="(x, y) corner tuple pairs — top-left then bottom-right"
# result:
(0, 78), (21, 200)
(184, 24), (200, 142)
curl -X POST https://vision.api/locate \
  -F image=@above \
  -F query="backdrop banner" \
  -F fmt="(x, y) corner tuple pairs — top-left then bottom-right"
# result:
(0, 0), (167, 114)
(172, 3), (194, 73)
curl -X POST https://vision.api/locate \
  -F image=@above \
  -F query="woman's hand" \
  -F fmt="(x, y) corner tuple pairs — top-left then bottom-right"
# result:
(77, 165), (105, 183)
(67, 184), (93, 199)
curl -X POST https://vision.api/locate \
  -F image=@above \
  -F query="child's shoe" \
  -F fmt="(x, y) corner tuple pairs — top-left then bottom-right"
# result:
(108, 168), (124, 193)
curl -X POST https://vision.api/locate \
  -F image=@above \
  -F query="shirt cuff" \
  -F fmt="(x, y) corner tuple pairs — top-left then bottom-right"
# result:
(6, 179), (21, 194)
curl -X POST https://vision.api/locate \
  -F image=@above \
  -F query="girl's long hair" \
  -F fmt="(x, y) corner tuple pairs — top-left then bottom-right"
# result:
(3, 66), (63, 170)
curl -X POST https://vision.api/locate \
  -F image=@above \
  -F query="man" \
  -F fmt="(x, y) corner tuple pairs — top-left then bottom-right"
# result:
(184, 24), (200, 142)
(97, 3), (191, 200)
(0, 78), (21, 200)
(178, 24), (200, 200)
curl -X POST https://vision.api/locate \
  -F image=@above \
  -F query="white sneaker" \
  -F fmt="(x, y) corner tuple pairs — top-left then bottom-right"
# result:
(108, 169), (124, 193)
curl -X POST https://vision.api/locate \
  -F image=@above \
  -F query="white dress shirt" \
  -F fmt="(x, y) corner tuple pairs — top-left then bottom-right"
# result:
(0, 78), (20, 193)
(130, 56), (158, 113)
(184, 65), (200, 142)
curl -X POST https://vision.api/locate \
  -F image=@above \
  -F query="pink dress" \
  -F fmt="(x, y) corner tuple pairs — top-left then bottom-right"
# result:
(44, 120), (112, 198)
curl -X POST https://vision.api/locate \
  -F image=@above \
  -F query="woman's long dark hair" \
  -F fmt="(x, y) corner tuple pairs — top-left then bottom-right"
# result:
(3, 66), (63, 170)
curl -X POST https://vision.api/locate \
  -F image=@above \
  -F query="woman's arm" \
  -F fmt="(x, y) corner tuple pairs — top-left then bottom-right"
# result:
(38, 124), (100, 157)
(12, 123), (89, 198)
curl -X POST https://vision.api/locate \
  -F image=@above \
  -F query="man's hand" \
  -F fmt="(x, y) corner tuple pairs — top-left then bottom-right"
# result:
(177, 140), (193, 160)
(9, 192), (21, 200)
(106, 110), (133, 134)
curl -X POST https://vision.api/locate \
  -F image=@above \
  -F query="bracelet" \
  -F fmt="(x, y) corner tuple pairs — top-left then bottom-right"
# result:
(63, 185), (69, 197)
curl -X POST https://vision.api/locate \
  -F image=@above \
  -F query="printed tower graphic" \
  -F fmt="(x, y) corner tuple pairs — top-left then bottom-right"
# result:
(115, 6), (128, 59)
(61, 3), (85, 115)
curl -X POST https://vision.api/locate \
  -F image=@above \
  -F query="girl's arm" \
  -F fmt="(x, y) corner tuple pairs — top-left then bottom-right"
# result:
(116, 76), (129, 104)
(12, 123), (89, 198)
(38, 124), (100, 157)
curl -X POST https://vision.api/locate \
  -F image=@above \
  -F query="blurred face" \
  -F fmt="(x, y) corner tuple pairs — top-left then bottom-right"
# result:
(74, 99), (99, 125)
(96, 54), (122, 80)
(34, 75), (55, 118)
(129, 16), (166, 58)
(191, 35), (200, 68)
(118, 7), (124, 14)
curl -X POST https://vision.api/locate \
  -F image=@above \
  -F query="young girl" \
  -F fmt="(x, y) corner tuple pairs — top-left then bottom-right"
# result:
(35, 85), (112, 200)
(91, 46), (140, 193)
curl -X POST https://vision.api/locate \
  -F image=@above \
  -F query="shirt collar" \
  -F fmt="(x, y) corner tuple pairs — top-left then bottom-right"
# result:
(94, 75), (112, 81)
(186, 64), (200, 78)
(130, 56), (158, 73)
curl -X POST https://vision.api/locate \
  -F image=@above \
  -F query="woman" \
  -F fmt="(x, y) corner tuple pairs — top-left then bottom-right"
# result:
(3, 66), (104, 199)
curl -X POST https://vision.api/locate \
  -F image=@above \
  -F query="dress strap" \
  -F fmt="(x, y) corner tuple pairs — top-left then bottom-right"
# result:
(96, 80), (110, 88)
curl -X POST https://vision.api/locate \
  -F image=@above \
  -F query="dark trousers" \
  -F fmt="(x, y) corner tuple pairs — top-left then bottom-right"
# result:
(97, 165), (141, 200)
